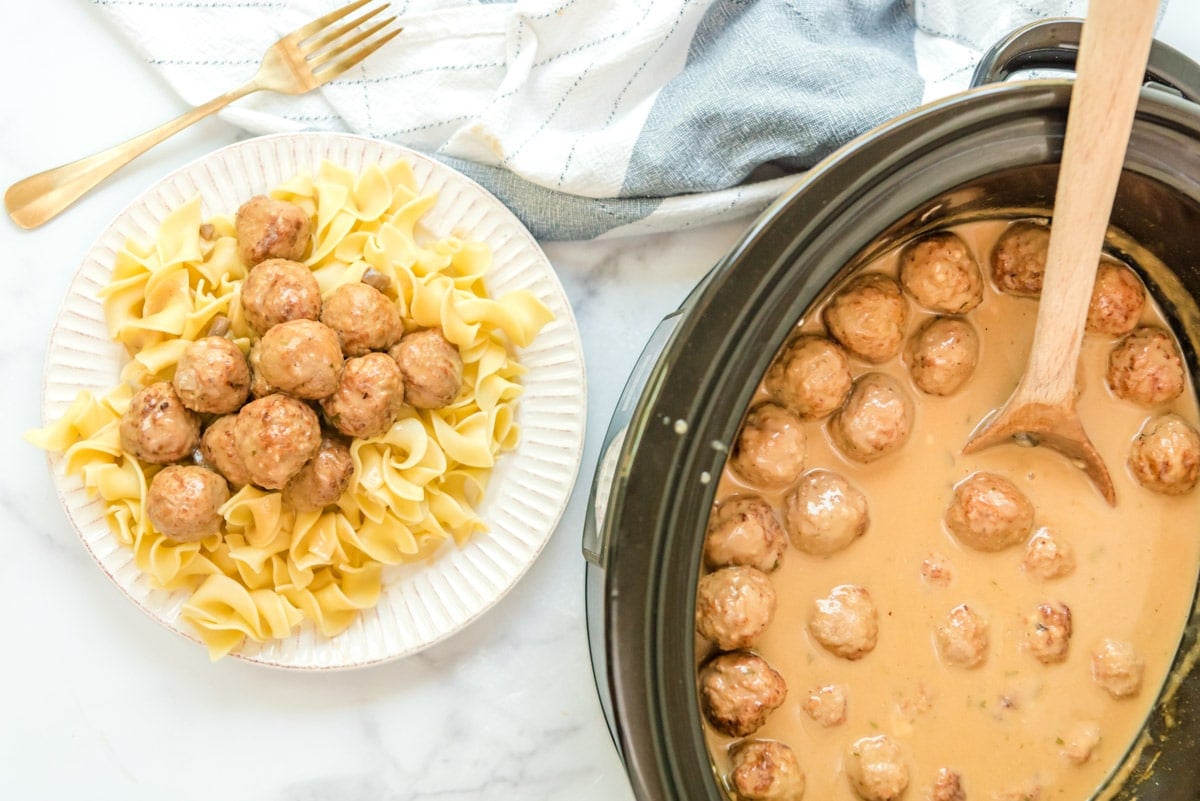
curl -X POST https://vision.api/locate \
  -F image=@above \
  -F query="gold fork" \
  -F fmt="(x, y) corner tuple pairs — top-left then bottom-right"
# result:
(5, 0), (400, 230)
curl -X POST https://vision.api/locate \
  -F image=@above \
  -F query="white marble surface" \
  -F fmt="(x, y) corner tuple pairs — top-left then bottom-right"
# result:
(3, 2), (1200, 800)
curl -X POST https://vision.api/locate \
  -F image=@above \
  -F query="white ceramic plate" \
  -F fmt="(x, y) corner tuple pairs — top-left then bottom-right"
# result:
(40, 132), (586, 669)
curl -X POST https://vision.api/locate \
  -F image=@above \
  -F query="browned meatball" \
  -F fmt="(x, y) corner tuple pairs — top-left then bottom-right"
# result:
(731, 403), (807, 489)
(239, 258), (322, 335)
(845, 735), (909, 801)
(320, 282), (403, 357)
(234, 394), (322, 490)
(389, 328), (465, 409)
(199, 415), (251, 488)
(320, 352), (406, 439)
(929, 769), (965, 801)
(695, 566), (777, 651)
(808, 585), (878, 660)
(823, 273), (908, 363)
(729, 740), (806, 801)
(145, 464), (229, 542)
(704, 496), (788, 573)
(904, 317), (979, 396)
(1087, 261), (1145, 337)
(1092, 638), (1144, 698)
(281, 435), (354, 512)
(829, 373), (913, 463)
(698, 651), (788, 737)
(899, 231), (983, 314)
(801, 684), (847, 728)
(992, 220), (1049, 297)
(1129, 413), (1200, 495)
(1022, 527), (1076, 580)
(784, 470), (868, 556)
(235, 195), (311, 266)
(935, 603), (989, 668)
(1024, 602), (1072, 664)
(764, 335), (853, 420)
(119, 382), (201, 465)
(257, 319), (344, 400)
(1107, 326), (1185, 406)
(172, 336), (250, 414)
(944, 472), (1034, 552)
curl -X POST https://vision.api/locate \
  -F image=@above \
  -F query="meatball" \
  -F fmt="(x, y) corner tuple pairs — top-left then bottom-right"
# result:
(784, 470), (869, 556)
(1024, 602), (1072, 664)
(944, 472), (1035, 552)
(763, 336), (853, 420)
(1129, 413), (1200, 495)
(257, 319), (344, 400)
(731, 403), (807, 489)
(898, 231), (984, 314)
(729, 740), (806, 801)
(704, 496), (788, 573)
(801, 684), (847, 727)
(1107, 326), (1185, 406)
(1091, 638), (1144, 698)
(808, 585), (878, 660)
(119, 381), (201, 465)
(829, 373), (913, 463)
(845, 734), (909, 801)
(1087, 261), (1145, 337)
(991, 220), (1049, 297)
(1061, 720), (1102, 764)
(281, 435), (354, 512)
(172, 336), (251, 414)
(247, 341), (276, 399)
(1022, 528), (1076, 580)
(199, 415), (251, 488)
(822, 273), (909, 363)
(695, 566), (777, 651)
(320, 282), (403, 357)
(320, 352), (406, 439)
(921, 553), (954, 587)
(935, 603), (989, 668)
(235, 195), (311, 266)
(234, 394), (323, 490)
(698, 651), (788, 737)
(929, 768), (965, 801)
(238, 258), (322, 335)
(389, 328), (465, 409)
(145, 465), (229, 542)
(904, 317), (979, 396)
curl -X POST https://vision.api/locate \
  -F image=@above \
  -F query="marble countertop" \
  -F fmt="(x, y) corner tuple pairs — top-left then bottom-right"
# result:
(4, 3), (1200, 800)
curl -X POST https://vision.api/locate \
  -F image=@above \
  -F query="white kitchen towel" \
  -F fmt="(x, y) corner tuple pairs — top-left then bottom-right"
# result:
(93, 0), (1099, 240)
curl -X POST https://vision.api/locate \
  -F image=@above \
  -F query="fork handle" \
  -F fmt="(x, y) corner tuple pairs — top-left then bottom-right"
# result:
(5, 80), (260, 230)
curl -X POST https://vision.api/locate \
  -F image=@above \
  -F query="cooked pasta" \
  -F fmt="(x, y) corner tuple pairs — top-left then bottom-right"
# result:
(28, 160), (554, 659)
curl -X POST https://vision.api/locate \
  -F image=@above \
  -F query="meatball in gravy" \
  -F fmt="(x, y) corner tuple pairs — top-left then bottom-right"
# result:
(829, 373), (912, 463)
(320, 352), (405, 439)
(729, 740), (806, 801)
(1092, 638), (1145, 698)
(822, 273), (908, 363)
(1107, 326), (1185, 406)
(808, 584), (878, 660)
(1023, 602), (1072, 664)
(1022, 528), (1076, 581)
(234, 394), (322, 490)
(239, 258), (322, 335)
(698, 651), (788, 737)
(172, 336), (251, 414)
(257, 319), (344, 400)
(282, 435), (355, 513)
(389, 328), (464, 409)
(904, 317), (979, 396)
(704, 496), (787, 573)
(1128, 413), (1200, 495)
(1087, 261), (1145, 338)
(801, 684), (847, 728)
(731, 403), (807, 489)
(845, 735), (909, 801)
(695, 566), (777, 651)
(898, 231), (983, 314)
(784, 470), (868, 556)
(320, 282), (403, 357)
(764, 335), (853, 420)
(935, 604), (989, 668)
(991, 220), (1049, 297)
(235, 195), (311, 266)
(146, 465), (229, 542)
(944, 472), (1034, 552)
(119, 382), (201, 465)
(199, 415), (251, 488)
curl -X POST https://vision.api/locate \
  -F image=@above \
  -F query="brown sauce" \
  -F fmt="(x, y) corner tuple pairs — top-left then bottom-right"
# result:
(701, 218), (1200, 800)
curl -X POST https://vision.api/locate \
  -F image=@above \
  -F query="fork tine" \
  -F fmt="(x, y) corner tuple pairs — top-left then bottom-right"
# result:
(309, 18), (397, 70)
(300, 4), (385, 54)
(291, 0), (372, 42)
(314, 27), (401, 79)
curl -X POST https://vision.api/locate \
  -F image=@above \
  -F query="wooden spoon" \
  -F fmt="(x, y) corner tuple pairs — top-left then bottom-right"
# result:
(962, 0), (1160, 506)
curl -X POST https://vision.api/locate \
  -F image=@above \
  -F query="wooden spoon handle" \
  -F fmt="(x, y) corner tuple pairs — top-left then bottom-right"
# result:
(1018, 0), (1158, 406)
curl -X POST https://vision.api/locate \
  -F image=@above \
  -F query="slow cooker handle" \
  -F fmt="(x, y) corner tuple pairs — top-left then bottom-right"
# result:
(972, 17), (1200, 104)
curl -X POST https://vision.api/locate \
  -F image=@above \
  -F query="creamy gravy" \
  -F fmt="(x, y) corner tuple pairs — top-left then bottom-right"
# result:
(703, 219), (1200, 800)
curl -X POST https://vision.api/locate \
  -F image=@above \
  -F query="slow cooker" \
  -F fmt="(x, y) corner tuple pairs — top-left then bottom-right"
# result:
(583, 18), (1200, 801)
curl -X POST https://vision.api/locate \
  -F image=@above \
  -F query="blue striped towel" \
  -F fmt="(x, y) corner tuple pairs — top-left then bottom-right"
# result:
(95, 0), (1096, 240)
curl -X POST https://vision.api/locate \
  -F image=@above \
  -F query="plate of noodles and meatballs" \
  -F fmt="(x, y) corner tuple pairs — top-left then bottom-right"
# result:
(30, 132), (585, 668)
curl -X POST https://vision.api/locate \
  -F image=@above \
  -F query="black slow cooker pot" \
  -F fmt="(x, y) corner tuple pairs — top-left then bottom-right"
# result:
(583, 19), (1200, 801)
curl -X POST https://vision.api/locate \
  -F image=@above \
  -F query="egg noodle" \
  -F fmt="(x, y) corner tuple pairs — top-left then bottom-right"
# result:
(28, 160), (554, 659)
